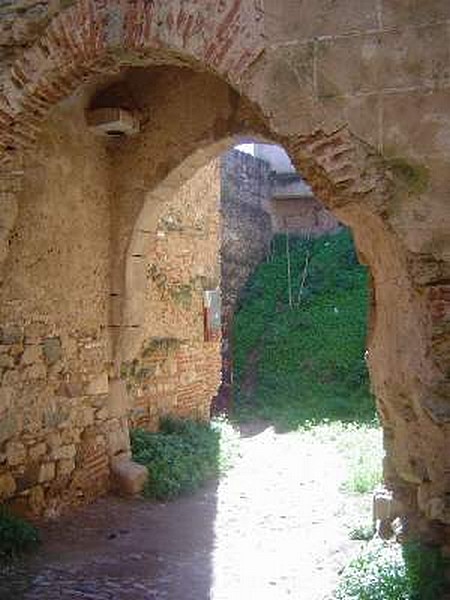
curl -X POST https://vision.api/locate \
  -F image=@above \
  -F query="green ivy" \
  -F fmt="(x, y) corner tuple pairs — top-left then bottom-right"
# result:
(232, 229), (375, 430)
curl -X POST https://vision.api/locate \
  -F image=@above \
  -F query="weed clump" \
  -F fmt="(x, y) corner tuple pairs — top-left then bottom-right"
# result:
(131, 417), (239, 500)
(0, 509), (40, 562)
(334, 538), (448, 600)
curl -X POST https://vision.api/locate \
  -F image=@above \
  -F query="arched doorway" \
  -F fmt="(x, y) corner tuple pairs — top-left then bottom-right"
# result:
(0, 0), (448, 552)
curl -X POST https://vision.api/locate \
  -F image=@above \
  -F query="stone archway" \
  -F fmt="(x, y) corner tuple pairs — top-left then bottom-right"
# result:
(0, 0), (448, 549)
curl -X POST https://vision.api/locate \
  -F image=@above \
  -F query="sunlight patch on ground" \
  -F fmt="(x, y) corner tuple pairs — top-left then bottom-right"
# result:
(210, 424), (381, 599)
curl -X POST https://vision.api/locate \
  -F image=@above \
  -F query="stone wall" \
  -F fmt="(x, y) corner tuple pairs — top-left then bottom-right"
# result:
(269, 196), (341, 237)
(124, 160), (222, 431)
(0, 73), (226, 516)
(0, 96), (116, 515)
(214, 149), (272, 411)
(220, 150), (273, 315)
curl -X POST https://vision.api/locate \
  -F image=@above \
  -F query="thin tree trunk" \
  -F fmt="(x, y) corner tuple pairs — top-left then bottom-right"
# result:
(286, 230), (293, 309)
(296, 229), (312, 307)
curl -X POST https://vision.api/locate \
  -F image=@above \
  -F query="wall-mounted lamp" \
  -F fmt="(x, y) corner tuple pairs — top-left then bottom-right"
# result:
(86, 107), (140, 137)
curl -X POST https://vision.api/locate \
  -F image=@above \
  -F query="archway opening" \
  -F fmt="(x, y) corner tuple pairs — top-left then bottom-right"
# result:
(0, 4), (443, 592)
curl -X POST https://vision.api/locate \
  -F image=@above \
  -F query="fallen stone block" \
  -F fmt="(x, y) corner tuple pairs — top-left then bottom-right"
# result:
(111, 455), (148, 496)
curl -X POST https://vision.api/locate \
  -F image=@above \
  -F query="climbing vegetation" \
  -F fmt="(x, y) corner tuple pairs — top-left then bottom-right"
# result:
(233, 228), (374, 430)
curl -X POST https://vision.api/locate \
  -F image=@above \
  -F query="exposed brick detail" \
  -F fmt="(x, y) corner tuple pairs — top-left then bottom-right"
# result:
(285, 126), (388, 212)
(428, 286), (450, 325)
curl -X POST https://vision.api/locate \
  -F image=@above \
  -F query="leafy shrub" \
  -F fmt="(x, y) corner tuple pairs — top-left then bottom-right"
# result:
(131, 417), (239, 500)
(0, 509), (40, 562)
(403, 541), (448, 600)
(334, 539), (448, 600)
(349, 523), (375, 541)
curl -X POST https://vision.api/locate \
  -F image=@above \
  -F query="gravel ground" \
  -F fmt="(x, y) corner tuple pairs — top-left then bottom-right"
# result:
(0, 424), (371, 600)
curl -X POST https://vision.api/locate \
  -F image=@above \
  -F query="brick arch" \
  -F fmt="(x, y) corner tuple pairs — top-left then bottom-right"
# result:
(0, 0), (265, 276)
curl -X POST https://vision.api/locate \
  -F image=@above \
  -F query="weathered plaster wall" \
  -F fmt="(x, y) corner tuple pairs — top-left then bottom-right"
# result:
(0, 95), (117, 515)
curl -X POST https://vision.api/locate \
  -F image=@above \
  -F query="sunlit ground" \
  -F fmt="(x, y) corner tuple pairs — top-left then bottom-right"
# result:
(211, 423), (382, 600)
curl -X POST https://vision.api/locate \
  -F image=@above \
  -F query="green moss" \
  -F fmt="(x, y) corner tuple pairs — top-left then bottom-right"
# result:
(385, 156), (429, 194)
(142, 337), (180, 358)
(120, 359), (139, 379)
(170, 284), (193, 308)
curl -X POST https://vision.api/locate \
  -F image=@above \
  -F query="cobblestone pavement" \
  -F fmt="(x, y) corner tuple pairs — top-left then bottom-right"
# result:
(0, 425), (370, 600)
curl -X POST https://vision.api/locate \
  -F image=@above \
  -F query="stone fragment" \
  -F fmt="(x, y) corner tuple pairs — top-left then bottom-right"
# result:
(373, 486), (405, 538)
(0, 415), (18, 445)
(72, 407), (94, 428)
(23, 363), (46, 380)
(46, 432), (62, 451)
(58, 381), (83, 398)
(52, 444), (76, 460)
(422, 395), (450, 424)
(8, 343), (23, 357)
(28, 485), (45, 514)
(0, 385), (13, 414)
(6, 440), (26, 466)
(0, 472), (16, 499)
(21, 344), (42, 365)
(28, 442), (47, 461)
(85, 372), (109, 395)
(0, 353), (13, 369)
(38, 462), (56, 483)
(57, 458), (75, 477)
(61, 428), (81, 444)
(95, 407), (109, 421)
(106, 418), (131, 456)
(2, 368), (21, 387)
(42, 337), (62, 365)
(111, 455), (148, 496)
(109, 378), (129, 418)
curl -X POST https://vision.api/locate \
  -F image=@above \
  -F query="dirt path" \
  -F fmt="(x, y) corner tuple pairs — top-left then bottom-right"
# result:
(0, 425), (371, 600)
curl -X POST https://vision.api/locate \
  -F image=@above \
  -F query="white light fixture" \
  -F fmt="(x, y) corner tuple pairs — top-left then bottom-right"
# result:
(86, 107), (140, 137)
